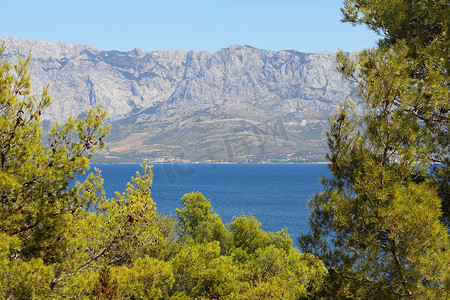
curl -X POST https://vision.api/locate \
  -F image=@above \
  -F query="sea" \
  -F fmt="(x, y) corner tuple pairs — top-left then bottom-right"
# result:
(80, 163), (330, 242)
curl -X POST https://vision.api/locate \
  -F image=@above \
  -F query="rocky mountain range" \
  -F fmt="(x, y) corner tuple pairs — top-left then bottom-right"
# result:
(0, 36), (357, 163)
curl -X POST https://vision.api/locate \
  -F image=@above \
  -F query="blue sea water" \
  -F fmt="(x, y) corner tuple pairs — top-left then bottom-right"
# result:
(83, 163), (330, 241)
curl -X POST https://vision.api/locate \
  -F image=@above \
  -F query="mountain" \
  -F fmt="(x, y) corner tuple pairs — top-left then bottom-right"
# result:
(0, 36), (357, 163)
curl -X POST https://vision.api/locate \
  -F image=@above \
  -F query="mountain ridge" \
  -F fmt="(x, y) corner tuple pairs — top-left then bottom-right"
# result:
(0, 36), (357, 163)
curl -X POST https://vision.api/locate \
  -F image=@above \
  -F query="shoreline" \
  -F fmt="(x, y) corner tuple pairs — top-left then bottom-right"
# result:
(90, 161), (330, 165)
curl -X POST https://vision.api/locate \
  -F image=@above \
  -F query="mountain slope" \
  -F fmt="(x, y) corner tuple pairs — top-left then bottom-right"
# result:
(1, 36), (356, 162)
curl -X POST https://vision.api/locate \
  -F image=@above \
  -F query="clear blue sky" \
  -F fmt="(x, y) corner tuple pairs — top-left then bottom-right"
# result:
(0, 0), (380, 53)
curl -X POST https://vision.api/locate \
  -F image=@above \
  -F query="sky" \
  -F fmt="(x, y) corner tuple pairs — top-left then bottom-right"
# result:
(0, 0), (380, 53)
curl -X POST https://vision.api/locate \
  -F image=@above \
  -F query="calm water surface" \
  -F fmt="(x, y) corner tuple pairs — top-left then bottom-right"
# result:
(83, 163), (329, 241)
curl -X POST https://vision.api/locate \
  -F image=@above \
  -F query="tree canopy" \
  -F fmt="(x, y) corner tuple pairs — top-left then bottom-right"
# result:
(299, 0), (449, 298)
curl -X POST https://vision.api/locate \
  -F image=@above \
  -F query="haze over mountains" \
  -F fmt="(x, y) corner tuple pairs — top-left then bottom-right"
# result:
(1, 36), (357, 163)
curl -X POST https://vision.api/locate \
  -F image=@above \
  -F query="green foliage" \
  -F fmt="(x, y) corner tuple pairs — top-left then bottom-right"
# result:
(176, 192), (231, 253)
(300, 1), (449, 298)
(0, 234), (54, 299)
(0, 43), (110, 272)
(174, 194), (327, 299)
(0, 42), (327, 298)
(341, 0), (449, 61)
(171, 241), (240, 299)
(229, 214), (292, 255)
(237, 245), (326, 299)
(341, 0), (450, 228)
(0, 43), (179, 298)
(113, 256), (174, 299)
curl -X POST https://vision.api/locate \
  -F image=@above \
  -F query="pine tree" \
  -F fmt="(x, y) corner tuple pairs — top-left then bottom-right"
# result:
(0, 42), (109, 264)
(342, 0), (450, 227)
(299, 1), (449, 298)
(0, 42), (110, 296)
